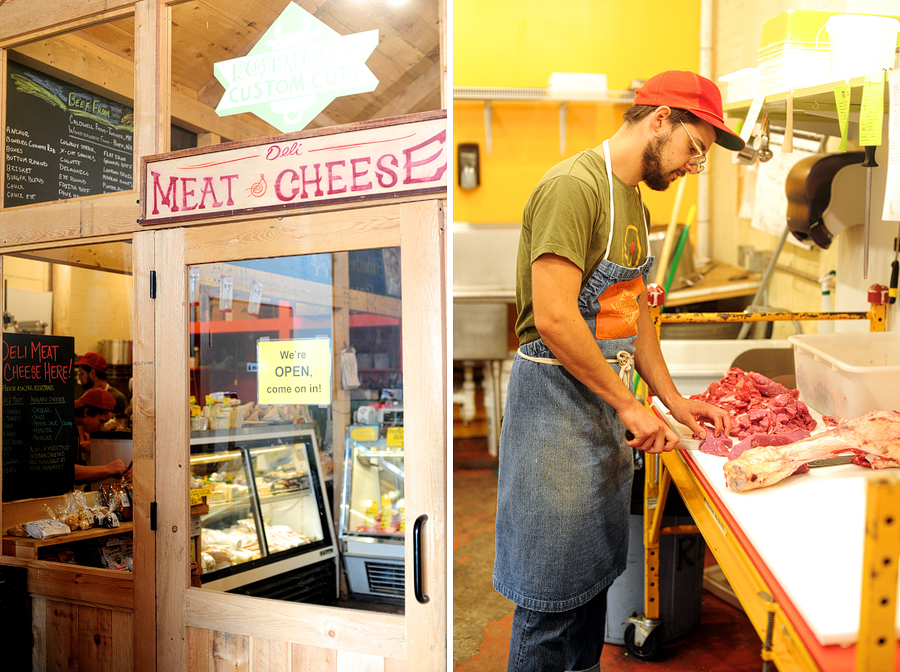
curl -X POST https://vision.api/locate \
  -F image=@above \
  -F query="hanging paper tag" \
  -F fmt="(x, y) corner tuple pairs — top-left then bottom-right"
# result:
(740, 95), (765, 145)
(833, 83), (851, 152)
(859, 71), (885, 147)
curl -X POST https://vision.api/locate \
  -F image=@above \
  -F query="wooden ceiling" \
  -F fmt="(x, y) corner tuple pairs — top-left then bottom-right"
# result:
(10, 0), (443, 142)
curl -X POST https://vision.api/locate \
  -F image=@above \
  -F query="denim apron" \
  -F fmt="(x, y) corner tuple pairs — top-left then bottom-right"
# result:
(494, 141), (653, 612)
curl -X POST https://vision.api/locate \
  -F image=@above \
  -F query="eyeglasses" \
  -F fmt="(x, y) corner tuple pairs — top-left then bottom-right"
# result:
(680, 121), (707, 174)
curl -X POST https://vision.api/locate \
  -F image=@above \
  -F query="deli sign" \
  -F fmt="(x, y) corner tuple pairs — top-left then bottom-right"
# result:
(139, 112), (446, 224)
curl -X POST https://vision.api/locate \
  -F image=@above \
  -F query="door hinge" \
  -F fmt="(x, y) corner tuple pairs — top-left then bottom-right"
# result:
(150, 501), (157, 531)
(150, 270), (156, 299)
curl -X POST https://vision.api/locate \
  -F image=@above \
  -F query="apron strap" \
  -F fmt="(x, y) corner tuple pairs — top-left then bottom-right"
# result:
(601, 140), (649, 262)
(516, 347), (634, 386)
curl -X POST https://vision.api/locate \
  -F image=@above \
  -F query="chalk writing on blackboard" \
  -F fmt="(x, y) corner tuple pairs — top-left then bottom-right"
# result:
(4, 61), (134, 207)
(2, 333), (76, 502)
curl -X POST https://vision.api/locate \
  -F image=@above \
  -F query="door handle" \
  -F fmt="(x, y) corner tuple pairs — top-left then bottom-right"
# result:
(413, 514), (429, 604)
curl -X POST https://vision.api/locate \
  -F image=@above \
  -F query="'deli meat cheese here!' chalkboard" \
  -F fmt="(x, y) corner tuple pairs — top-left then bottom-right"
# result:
(2, 333), (76, 502)
(4, 61), (133, 206)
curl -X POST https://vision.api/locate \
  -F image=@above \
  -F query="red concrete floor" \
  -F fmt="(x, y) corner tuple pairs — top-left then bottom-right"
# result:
(453, 444), (765, 672)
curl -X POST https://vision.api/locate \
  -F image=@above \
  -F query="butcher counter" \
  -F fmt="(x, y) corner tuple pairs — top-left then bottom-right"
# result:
(647, 396), (900, 671)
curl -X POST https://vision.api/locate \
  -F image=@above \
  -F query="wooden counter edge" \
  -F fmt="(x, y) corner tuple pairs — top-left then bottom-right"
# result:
(0, 553), (134, 610)
(2, 521), (134, 556)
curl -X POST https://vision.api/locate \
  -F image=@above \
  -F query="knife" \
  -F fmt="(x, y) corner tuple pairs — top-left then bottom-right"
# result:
(807, 454), (854, 468)
(862, 145), (877, 279)
(625, 430), (698, 450)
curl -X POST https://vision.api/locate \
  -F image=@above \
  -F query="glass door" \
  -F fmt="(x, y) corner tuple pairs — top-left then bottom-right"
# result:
(142, 199), (446, 670)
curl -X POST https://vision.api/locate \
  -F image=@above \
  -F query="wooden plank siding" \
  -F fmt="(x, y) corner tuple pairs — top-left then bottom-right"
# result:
(183, 589), (406, 671)
(31, 596), (134, 671)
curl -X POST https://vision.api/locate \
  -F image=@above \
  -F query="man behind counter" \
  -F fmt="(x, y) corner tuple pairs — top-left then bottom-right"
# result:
(74, 388), (128, 484)
(76, 352), (127, 414)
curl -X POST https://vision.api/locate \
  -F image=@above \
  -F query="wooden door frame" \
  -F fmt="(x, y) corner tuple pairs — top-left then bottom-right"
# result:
(144, 199), (447, 670)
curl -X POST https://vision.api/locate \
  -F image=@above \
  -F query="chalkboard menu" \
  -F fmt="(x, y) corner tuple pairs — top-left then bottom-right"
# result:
(2, 333), (76, 502)
(4, 61), (133, 206)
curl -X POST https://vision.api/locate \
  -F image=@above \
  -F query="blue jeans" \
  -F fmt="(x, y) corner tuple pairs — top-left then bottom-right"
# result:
(506, 587), (608, 672)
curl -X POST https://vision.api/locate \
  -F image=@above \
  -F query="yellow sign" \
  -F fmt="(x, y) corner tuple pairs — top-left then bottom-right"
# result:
(386, 426), (404, 447)
(833, 84), (851, 152)
(190, 487), (212, 506)
(257, 338), (332, 405)
(860, 72), (885, 147)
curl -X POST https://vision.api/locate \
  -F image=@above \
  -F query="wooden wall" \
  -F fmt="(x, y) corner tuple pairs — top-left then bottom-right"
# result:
(33, 597), (133, 670)
(0, 555), (134, 671)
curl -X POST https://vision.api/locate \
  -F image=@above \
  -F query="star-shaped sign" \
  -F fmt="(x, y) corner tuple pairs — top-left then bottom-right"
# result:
(214, 3), (379, 133)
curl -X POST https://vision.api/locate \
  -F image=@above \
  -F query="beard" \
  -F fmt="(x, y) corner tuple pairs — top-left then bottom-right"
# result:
(641, 133), (683, 192)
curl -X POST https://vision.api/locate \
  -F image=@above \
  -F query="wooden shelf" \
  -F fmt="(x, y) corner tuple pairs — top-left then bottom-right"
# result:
(454, 86), (635, 155)
(664, 263), (761, 308)
(723, 74), (890, 135)
(2, 521), (133, 559)
(454, 86), (635, 103)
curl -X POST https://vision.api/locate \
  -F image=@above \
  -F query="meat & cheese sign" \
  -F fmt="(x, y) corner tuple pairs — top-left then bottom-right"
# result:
(139, 2), (446, 225)
(140, 112), (446, 223)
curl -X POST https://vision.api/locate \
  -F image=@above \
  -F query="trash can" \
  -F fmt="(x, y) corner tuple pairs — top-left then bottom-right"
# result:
(604, 472), (706, 645)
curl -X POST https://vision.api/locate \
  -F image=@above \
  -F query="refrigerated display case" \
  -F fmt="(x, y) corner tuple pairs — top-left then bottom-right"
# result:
(338, 424), (405, 603)
(189, 426), (338, 603)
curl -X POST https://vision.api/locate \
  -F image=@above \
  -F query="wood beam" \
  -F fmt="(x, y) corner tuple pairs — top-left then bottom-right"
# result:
(372, 62), (442, 120)
(0, 0), (136, 48)
(0, 191), (140, 246)
(10, 242), (133, 275)
(12, 34), (277, 144)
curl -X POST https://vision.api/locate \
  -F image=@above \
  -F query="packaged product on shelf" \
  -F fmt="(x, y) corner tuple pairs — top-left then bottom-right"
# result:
(24, 519), (71, 540)
(111, 483), (133, 521)
(99, 537), (133, 571)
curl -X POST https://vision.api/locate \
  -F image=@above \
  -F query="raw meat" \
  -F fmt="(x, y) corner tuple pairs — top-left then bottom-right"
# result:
(699, 430), (733, 457)
(727, 429), (811, 461)
(724, 410), (900, 491)
(690, 367), (817, 440)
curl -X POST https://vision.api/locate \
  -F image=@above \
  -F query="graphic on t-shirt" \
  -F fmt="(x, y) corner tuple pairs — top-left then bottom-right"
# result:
(594, 276), (646, 339)
(620, 223), (644, 268)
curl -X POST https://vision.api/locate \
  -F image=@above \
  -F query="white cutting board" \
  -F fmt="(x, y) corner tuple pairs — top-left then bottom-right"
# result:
(652, 398), (900, 646)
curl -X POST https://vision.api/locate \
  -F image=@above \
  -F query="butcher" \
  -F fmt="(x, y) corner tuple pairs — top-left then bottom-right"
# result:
(493, 70), (740, 672)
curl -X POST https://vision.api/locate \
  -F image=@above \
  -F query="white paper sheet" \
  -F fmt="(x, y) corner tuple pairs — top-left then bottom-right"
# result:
(749, 130), (819, 246)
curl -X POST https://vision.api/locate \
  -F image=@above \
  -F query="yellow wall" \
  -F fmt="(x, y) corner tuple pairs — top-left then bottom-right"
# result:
(453, 0), (704, 225)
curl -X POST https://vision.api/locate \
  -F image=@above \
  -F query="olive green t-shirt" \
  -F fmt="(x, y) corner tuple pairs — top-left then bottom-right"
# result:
(516, 147), (651, 345)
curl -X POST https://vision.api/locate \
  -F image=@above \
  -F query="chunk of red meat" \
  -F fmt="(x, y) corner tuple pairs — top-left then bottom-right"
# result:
(690, 367), (818, 441)
(728, 430), (813, 459)
(699, 431), (733, 457)
(746, 371), (797, 398)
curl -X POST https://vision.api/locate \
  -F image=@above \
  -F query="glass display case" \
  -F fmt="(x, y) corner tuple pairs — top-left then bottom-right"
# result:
(189, 426), (338, 603)
(338, 424), (405, 603)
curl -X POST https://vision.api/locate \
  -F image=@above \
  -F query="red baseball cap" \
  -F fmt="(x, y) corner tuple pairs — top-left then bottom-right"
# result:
(634, 71), (744, 151)
(75, 388), (116, 412)
(76, 352), (108, 372)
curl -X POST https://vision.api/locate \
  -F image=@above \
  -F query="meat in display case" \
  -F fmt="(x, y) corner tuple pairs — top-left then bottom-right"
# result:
(189, 426), (338, 603)
(339, 425), (405, 603)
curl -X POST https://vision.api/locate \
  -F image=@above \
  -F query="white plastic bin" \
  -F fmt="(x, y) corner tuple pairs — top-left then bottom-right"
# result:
(788, 332), (900, 419)
(825, 14), (899, 81)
